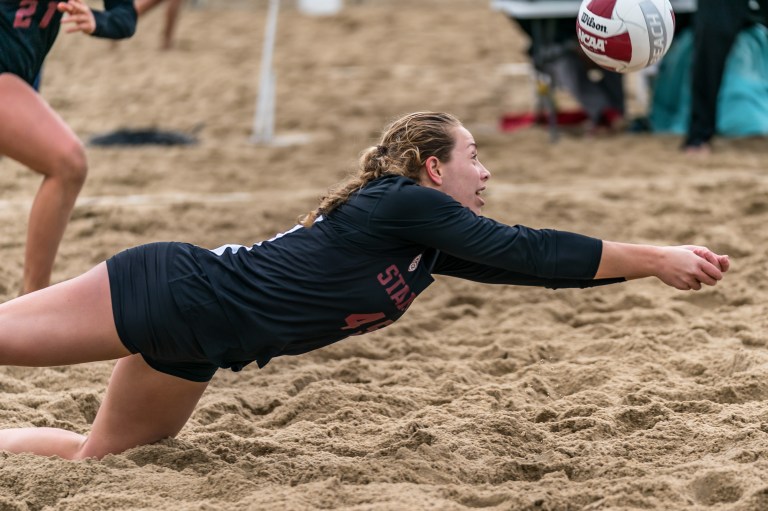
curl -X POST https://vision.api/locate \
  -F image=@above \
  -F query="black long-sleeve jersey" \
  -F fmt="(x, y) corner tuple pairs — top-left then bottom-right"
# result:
(192, 175), (622, 371)
(0, 0), (136, 85)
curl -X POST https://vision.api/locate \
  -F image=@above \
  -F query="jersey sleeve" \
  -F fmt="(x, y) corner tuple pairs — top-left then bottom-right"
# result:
(371, 181), (604, 280)
(433, 251), (625, 288)
(91, 0), (137, 39)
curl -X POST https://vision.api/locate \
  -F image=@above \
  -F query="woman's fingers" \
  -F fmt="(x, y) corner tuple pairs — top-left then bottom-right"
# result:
(718, 254), (731, 272)
(683, 245), (731, 272)
(57, 0), (95, 34)
(662, 247), (726, 290)
(699, 258), (722, 282)
(57, 0), (78, 14)
(695, 269), (717, 286)
(61, 17), (91, 34)
(693, 247), (721, 269)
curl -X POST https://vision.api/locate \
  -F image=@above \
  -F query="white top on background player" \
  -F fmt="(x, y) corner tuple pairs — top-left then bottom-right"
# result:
(0, 112), (729, 460)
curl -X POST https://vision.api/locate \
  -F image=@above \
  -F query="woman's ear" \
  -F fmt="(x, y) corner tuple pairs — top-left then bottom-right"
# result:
(423, 156), (443, 186)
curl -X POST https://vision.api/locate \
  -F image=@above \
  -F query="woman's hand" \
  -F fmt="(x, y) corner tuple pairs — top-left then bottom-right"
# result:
(595, 241), (730, 291)
(58, 0), (96, 35)
(655, 245), (730, 290)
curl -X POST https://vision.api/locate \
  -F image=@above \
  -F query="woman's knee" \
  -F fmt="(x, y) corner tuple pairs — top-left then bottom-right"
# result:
(71, 447), (102, 460)
(71, 437), (111, 460)
(51, 137), (88, 190)
(73, 433), (169, 460)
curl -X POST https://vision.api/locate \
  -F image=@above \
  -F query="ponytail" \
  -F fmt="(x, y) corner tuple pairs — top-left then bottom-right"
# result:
(300, 112), (461, 227)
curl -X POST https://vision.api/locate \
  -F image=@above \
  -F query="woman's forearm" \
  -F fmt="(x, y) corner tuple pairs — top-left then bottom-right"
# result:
(594, 241), (730, 290)
(594, 241), (662, 280)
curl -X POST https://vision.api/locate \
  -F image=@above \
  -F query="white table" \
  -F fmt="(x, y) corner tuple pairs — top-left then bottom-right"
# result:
(491, 0), (697, 19)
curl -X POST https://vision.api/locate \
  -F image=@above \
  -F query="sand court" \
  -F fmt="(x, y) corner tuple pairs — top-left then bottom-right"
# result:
(1, 1), (767, 509)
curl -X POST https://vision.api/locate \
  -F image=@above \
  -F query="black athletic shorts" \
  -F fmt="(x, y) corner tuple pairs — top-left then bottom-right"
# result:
(106, 241), (233, 382)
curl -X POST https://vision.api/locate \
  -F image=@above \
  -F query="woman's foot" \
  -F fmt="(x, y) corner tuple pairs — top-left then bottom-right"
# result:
(682, 139), (712, 156)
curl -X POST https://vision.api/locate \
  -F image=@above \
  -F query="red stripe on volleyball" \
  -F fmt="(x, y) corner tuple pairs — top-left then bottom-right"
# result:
(577, 26), (632, 62)
(606, 31), (632, 62)
(586, 0), (617, 18)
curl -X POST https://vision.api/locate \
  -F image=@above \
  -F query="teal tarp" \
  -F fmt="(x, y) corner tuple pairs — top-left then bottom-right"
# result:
(649, 24), (768, 137)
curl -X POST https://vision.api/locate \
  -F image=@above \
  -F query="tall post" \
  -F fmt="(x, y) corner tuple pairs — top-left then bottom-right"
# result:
(251, 0), (280, 144)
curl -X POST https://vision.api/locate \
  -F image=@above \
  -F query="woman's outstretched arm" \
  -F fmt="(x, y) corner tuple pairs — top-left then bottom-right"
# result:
(595, 242), (730, 290)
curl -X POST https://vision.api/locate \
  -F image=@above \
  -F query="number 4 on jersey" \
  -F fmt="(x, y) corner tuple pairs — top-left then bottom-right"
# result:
(341, 312), (393, 335)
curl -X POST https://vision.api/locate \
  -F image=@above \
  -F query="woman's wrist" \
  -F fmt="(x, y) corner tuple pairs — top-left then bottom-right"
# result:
(595, 241), (663, 280)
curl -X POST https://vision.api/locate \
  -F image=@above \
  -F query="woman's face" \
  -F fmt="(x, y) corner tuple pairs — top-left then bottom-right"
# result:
(432, 126), (491, 215)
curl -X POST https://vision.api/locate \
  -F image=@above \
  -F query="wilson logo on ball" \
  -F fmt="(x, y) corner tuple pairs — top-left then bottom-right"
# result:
(576, 0), (675, 73)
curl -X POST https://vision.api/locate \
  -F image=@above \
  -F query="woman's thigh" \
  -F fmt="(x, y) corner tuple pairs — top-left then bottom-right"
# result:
(0, 262), (131, 366)
(0, 73), (81, 172)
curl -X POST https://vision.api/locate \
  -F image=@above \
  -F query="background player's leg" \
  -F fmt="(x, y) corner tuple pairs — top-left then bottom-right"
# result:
(684, 1), (750, 150)
(134, 0), (166, 16)
(161, 0), (184, 49)
(0, 73), (87, 294)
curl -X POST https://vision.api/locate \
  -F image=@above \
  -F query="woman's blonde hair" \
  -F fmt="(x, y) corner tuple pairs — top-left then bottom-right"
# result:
(300, 112), (462, 227)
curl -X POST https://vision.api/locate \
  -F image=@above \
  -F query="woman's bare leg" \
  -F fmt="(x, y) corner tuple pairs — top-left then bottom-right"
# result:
(0, 262), (127, 366)
(134, 0), (184, 50)
(1, 355), (209, 459)
(134, 0), (166, 16)
(0, 262), (209, 458)
(81, 354), (208, 458)
(161, 0), (183, 49)
(0, 73), (88, 294)
(0, 261), (125, 455)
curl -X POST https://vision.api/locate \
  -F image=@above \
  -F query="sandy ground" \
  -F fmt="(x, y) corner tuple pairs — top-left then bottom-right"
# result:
(1, 1), (768, 509)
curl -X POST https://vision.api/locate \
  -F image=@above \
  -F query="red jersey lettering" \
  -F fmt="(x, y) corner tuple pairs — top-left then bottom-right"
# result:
(391, 285), (414, 309)
(377, 264), (399, 285)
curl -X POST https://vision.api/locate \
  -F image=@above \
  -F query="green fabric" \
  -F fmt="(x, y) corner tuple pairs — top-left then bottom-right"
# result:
(649, 24), (768, 136)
